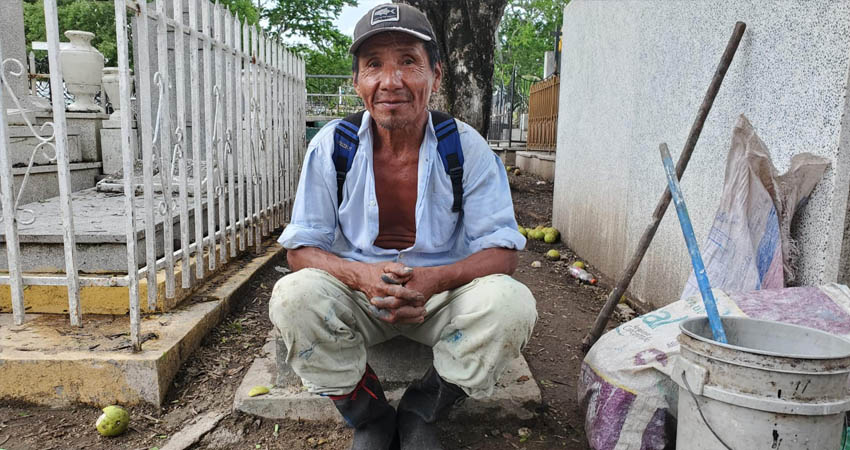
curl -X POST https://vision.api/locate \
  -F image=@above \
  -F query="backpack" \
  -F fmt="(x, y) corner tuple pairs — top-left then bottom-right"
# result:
(332, 110), (464, 213)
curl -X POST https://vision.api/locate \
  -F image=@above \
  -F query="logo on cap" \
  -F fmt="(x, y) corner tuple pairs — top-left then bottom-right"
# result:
(371, 5), (399, 25)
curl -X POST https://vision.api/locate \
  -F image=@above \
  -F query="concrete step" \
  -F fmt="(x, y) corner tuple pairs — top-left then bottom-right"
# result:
(8, 162), (101, 205)
(234, 335), (541, 422)
(6, 126), (83, 165)
(516, 151), (556, 181)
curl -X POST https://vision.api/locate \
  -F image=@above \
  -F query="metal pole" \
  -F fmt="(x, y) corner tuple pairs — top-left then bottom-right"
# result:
(659, 143), (727, 343)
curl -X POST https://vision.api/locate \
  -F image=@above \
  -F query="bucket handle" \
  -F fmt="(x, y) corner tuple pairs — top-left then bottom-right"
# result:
(681, 369), (735, 450)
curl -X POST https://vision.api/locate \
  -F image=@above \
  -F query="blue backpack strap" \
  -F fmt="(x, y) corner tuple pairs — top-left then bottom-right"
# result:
(431, 110), (464, 213)
(333, 111), (365, 206)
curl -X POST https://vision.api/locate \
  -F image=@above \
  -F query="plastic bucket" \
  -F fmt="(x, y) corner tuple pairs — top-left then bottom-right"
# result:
(673, 317), (850, 449)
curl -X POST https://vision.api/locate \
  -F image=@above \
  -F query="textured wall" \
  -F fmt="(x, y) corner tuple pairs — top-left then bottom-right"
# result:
(553, 0), (850, 307)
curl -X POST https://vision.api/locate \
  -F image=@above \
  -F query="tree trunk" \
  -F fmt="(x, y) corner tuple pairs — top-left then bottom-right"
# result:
(396, 0), (508, 138)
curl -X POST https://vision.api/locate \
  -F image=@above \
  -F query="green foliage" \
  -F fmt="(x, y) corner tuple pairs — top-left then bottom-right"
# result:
(24, 0), (118, 65)
(297, 34), (353, 78)
(263, 0), (356, 49)
(218, 0), (261, 26)
(495, 0), (569, 95)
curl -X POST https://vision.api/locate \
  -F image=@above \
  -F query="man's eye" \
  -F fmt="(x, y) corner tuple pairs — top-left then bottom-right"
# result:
(368, 61), (381, 68)
(403, 59), (414, 65)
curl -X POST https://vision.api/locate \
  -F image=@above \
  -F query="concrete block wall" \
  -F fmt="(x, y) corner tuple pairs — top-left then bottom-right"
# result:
(553, 0), (850, 307)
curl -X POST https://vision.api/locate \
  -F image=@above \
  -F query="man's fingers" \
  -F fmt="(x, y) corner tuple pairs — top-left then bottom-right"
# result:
(383, 264), (414, 280)
(371, 295), (426, 309)
(368, 298), (426, 324)
(380, 305), (426, 324)
(380, 273), (402, 285)
(385, 285), (425, 304)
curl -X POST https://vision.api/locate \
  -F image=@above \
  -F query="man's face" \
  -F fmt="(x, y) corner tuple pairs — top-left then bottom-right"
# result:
(353, 32), (442, 131)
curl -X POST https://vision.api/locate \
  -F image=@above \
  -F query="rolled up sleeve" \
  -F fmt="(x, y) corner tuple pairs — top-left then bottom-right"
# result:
(278, 138), (338, 252)
(463, 150), (526, 254)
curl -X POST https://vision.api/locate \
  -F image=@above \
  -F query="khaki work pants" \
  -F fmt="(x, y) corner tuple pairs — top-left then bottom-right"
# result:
(269, 268), (537, 399)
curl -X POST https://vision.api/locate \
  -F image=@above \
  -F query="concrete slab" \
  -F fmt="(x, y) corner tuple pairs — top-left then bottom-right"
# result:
(516, 151), (555, 181)
(7, 126), (83, 165)
(0, 242), (284, 407)
(235, 336), (541, 423)
(0, 186), (219, 273)
(4, 162), (100, 205)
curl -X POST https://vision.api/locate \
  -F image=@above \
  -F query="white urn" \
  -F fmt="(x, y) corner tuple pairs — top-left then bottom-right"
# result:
(60, 30), (104, 113)
(102, 67), (133, 120)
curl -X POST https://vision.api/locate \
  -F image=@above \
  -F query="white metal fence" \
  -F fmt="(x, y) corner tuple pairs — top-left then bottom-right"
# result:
(0, 0), (306, 351)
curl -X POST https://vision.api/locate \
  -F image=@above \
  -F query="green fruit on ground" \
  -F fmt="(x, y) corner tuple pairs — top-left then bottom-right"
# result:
(518, 226), (527, 237)
(531, 230), (545, 240)
(513, 168), (521, 176)
(248, 386), (270, 397)
(505, 165), (513, 171)
(572, 261), (586, 269)
(96, 405), (129, 437)
(546, 249), (560, 260)
(534, 225), (544, 231)
(542, 227), (554, 234)
(544, 232), (558, 243)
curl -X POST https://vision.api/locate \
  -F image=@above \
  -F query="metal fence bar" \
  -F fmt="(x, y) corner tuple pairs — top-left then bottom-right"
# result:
(244, 23), (254, 249)
(259, 32), (268, 238)
(114, 0), (141, 350)
(289, 51), (296, 211)
(265, 35), (274, 233)
(264, 35), (274, 233)
(281, 49), (292, 223)
(173, 0), (192, 289)
(251, 25), (261, 251)
(283, 50), (291, 222)
(155, 0), (176, 299)
(0, 42), (26, 325)
(225, 8), (237, 258)
(214, 2), (227, 265)
(189, 0), (205, 281)
(43, 0), (83, 326)
(270, 41), (278, 230)
(202, 0), (217, 270)
(299, 57), (306, 167)
(236, 14), (246, 251)
(276, 45), (283, 225)
(135, 0), (159, 312)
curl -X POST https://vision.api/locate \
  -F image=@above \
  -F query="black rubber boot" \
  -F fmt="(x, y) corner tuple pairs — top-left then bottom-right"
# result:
(330, 365), (398, 450)
(397, 366), (468, 450)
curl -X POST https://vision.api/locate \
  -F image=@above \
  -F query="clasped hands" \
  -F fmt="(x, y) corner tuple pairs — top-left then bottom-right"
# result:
(358, 262), (437, 324)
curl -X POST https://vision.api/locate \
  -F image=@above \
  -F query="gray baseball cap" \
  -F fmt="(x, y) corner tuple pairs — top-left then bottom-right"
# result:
(349, 3), (436, 54)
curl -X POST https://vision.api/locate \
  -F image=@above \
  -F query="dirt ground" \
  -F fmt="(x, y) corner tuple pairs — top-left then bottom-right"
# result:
(0, 171), (625, 450)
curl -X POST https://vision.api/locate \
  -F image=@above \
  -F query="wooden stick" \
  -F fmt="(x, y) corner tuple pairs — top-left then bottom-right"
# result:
(581, 21), (746, 353)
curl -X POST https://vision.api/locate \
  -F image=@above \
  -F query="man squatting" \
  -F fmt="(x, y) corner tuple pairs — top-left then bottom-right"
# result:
(270, 4), (538, 449)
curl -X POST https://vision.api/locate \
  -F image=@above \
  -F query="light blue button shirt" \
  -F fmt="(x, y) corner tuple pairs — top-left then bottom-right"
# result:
(278, 110), (526, 267)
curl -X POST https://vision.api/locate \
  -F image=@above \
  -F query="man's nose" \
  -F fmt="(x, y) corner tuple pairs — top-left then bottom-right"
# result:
(378, 64), (404, 89)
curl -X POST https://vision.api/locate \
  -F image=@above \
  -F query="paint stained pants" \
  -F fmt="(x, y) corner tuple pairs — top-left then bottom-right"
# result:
(269, 268), (537, 399)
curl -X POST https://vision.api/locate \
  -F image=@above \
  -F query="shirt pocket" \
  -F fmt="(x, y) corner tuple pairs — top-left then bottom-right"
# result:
(423, 185), (460, 250)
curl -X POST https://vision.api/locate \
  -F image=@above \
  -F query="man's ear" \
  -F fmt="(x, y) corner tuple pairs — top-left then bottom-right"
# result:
(431, 61), (442, 93)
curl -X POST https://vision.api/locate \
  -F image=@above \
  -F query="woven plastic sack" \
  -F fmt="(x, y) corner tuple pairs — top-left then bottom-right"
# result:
(680, 115), (828, 300)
